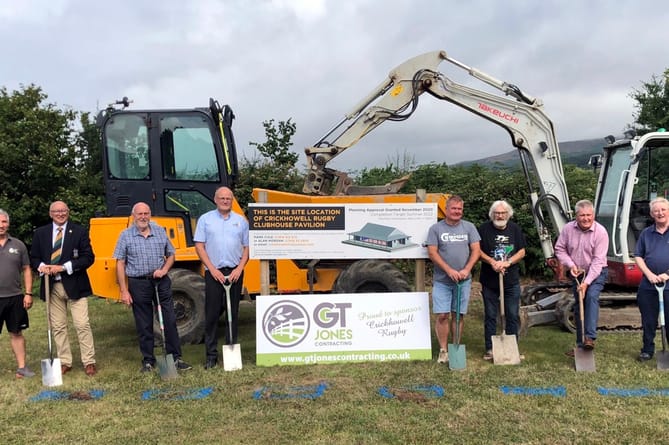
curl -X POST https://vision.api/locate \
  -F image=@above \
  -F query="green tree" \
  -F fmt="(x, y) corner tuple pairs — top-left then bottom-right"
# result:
(630, 68), (669, 133)
(236, 119), (302, 209)
(0, 85), (102, 243)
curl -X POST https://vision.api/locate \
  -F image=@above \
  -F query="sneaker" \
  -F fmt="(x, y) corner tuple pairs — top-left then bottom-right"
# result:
(483, 350), (493, 361)
(140, 362), (155, 373)
(437, 349), (448, 364)
(638, 352), (653, 362)
(174, 358), (192, 371)
(16, 367), (35, 378)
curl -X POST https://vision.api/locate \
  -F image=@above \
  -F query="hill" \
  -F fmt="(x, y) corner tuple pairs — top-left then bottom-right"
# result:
(458, 137), (605, 168)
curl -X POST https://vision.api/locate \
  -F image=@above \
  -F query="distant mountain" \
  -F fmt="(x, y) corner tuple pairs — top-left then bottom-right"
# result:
(458, 138), (606, 168)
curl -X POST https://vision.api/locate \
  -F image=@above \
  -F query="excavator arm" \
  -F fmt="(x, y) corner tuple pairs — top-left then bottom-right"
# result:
(304, 50), (572, 261)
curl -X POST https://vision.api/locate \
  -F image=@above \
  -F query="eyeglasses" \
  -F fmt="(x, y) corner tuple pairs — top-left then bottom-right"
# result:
(493, 211), (508, 216)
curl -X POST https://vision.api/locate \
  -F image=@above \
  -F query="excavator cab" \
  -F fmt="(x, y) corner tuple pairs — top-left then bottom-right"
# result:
(88, 99), (240, 343)
(593, 131), (669, 287)
(96, 98), (238, 241)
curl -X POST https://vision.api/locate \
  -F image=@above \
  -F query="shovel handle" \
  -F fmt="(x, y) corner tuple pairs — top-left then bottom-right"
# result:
(498, 272), (505, 317)
(657, 283), (666, 328)
(222, 276), (234, 345)
(454, 281), (463, 345)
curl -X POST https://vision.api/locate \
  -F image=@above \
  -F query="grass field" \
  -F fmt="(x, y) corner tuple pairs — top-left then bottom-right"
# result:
(2, 291), (668, 445)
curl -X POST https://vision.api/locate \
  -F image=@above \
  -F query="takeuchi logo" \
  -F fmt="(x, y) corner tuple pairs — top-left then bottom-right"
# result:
(262, 300), (310, 347)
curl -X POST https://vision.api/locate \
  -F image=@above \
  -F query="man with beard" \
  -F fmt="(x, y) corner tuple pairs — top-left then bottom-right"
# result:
(477, 200), (526, 361)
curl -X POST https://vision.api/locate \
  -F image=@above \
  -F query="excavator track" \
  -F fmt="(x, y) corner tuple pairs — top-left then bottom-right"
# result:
(520, 286), (642, 334)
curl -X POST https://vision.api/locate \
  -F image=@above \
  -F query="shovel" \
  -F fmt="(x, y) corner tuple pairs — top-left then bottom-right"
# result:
(448, 281), (466, 370)
(492, 271), (521, 365)
(222, 277), (242, 371)
(41, 277), (63, 387)
(655, 282), (669, 370)
(154, 283), (178, 380)
(574, 275), (595, 372)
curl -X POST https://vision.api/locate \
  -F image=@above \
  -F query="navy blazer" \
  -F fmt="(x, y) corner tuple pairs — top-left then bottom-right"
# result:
(30, 222), (95, 301)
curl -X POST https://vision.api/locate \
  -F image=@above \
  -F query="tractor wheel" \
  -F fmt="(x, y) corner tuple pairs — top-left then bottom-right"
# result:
(333, 260), (411, 293)
(556, 296), (577, 333)
(153, 268), (206, 345)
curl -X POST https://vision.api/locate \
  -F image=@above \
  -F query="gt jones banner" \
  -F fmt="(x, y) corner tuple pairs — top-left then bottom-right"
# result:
(255, 292), (432, 366)
(248, 203), (437, 259)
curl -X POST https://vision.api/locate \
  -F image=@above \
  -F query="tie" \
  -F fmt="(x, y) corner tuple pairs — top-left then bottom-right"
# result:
(51, 227), (63, 264)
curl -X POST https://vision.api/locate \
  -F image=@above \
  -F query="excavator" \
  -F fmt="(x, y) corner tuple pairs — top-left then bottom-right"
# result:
(89, 50), (669, 343)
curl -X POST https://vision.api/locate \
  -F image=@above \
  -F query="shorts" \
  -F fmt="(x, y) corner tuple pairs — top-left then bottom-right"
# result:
(432, 279), (471, 314)
(0, 295), (29, 334)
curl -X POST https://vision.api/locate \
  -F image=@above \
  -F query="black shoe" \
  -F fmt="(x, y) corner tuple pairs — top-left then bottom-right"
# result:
(140, 362), (155, 373)
(638, 352), (653, 362)
(174, 358), (192, 371)
(204, 357), (217, 369)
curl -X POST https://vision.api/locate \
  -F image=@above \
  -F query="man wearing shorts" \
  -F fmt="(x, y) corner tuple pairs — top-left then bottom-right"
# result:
(0, 209), (35, 378)
(427, 195), (481, 364)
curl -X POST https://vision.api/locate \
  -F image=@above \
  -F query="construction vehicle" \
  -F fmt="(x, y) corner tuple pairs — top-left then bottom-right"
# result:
(89, 50), (669, 343)
(89, 97), (448, 344)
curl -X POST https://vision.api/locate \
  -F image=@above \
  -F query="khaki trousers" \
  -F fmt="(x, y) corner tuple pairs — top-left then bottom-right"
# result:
(50, 282), (96, 367)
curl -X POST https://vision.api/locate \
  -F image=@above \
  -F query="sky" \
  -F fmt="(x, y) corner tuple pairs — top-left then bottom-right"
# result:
(2, 0), (668, 174)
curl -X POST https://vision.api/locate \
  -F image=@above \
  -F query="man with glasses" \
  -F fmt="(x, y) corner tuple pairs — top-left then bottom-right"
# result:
(634, 197), (669, 362)
(477, 200), (526, 361)
(194, 187), (249, 369)
(30, 201), (97, 376)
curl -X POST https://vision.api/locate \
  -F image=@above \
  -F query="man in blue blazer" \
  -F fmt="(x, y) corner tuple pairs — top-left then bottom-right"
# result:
(30, 201), (97, 376)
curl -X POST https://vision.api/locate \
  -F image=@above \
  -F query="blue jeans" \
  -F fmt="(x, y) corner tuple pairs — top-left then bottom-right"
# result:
(482, 282), (520, 351)
(637, 285), (669, 356)
(573, 268), (608, 346)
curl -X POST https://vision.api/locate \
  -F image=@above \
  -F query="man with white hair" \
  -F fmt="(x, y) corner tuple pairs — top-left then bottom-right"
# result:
(478, 200), (526, 361)
(634, 197), (669, 362)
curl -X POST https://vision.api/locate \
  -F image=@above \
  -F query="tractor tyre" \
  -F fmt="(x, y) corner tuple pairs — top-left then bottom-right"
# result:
(555, 295), (577, 333)
(153, 268), (206, 345)
(333, 260), (411, 293)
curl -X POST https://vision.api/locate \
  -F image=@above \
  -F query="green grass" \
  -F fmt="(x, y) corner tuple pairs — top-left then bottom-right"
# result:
(2, 293), (668, 445)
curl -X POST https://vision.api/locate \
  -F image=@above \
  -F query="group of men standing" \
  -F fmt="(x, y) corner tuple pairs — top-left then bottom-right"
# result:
(3, 188), (669, 376)
(1, 186), (249, 378)
(427, 194), (669, 364)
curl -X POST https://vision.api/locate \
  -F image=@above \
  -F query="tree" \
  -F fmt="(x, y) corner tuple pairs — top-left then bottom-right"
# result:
(630, 68), (669, 133)
(0, 85), (103, 243)
(236, 119), (302, 209)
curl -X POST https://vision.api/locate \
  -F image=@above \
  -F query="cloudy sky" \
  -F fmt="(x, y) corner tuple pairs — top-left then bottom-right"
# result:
(2, 0), (668, 173)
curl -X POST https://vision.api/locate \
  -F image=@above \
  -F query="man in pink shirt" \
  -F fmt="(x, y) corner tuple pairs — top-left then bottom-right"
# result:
(554, 199), (609, 355)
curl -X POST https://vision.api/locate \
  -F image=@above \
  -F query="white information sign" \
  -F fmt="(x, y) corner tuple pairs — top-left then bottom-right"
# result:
(255, 292), (432, 366)
(248, 203), (437, 260)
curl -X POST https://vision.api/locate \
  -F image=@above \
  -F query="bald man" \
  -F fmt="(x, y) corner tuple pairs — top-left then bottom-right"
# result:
(113, 202), (191, 373)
